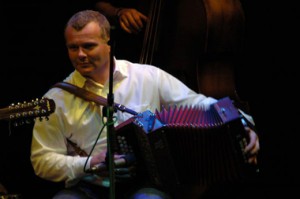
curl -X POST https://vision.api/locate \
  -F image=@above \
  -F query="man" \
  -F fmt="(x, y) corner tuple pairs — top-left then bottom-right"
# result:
(30, 10), (259, 199)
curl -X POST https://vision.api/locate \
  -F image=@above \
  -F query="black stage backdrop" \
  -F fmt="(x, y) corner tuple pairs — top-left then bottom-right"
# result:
(1, 1), (298, 198)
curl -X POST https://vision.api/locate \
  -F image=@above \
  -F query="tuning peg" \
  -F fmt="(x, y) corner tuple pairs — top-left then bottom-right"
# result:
(13, 120), (25, 127)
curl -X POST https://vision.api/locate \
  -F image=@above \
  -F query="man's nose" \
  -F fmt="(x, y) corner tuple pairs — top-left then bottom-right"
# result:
(78, 47), (87, 57)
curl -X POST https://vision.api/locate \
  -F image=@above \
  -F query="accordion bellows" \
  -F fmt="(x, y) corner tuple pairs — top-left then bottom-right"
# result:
(115, 97), (255, 189)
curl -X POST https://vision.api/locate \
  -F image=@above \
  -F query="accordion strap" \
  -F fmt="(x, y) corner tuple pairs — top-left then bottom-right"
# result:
(52, 82), (138, 115)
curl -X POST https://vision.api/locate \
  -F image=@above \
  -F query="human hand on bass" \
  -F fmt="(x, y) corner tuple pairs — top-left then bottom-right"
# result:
(117, 8), (148, 34)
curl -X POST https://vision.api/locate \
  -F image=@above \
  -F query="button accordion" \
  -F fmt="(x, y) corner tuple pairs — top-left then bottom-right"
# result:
(115, 97), (257, 190)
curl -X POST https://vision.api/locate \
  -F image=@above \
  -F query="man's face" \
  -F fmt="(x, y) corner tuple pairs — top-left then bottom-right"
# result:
(65, 21), (110, 83)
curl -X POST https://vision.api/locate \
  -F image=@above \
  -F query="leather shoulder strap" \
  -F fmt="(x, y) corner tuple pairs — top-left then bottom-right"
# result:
(52, 82), (138, 115)
(52, 82), (107, 106)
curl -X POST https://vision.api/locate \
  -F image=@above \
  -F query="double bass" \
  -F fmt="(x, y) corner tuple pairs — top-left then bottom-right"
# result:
(139, 0), (251, 197)
(140, 0), (248, 110)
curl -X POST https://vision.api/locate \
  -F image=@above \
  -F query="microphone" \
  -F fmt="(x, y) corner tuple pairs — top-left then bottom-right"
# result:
(86, 154), (136, 173)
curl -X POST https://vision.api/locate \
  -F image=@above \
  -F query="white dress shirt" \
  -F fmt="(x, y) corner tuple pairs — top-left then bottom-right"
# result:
(30, 59), (220, 188)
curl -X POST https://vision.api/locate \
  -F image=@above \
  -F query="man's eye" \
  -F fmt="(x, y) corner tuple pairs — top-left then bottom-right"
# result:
(68, 46), (78, 51)
(83, 44), (95, 50)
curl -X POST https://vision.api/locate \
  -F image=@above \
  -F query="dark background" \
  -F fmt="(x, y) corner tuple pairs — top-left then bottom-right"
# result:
(1, 1), (298, 198)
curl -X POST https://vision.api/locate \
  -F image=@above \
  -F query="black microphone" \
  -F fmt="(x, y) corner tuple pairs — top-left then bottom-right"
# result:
(86, 154), (136, 173)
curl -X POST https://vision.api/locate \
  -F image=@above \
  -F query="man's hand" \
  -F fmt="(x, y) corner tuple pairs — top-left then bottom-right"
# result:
(244, 126), (260, 164)
(117, 8), (148, 34)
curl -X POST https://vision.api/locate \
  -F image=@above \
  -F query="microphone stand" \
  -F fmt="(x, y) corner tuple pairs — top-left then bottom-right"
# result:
(107, 25), (117, 199)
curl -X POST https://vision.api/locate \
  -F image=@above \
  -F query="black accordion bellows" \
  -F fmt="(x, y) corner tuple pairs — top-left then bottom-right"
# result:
(115, 97), (255, 189)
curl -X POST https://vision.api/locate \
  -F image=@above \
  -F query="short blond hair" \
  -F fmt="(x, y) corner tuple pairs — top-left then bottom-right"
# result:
(65, 10), (110, 42)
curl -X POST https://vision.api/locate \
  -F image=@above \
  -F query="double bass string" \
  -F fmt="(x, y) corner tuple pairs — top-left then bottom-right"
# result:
(140, 0), (162, 64)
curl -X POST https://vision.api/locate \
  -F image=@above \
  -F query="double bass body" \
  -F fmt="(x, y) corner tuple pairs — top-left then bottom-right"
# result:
(140, 0), (246, 102)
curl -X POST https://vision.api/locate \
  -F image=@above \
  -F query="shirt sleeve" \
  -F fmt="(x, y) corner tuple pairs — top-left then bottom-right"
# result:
(155, 66), (218, 109)
(30, 91), (91, 187)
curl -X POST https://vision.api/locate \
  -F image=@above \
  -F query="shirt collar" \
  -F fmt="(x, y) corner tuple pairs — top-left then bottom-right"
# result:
(72, 70), (86, 88)
(113, 58), (129, 81)
(70, 58), (129, 88)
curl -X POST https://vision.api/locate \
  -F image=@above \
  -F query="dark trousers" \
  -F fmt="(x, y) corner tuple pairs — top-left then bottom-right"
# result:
(52, 180), (170, 199)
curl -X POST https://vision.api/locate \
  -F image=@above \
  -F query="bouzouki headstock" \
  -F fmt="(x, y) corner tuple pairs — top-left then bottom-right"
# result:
(0, 97), (55, 126)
